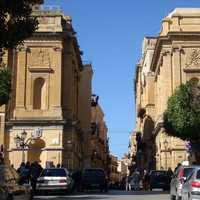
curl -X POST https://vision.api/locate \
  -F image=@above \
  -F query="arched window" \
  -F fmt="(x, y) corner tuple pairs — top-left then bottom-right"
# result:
(33, 77), (46, 110)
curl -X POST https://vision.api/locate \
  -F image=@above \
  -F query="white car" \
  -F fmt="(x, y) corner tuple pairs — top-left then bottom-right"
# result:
(182, 166), (200, 200)
(170, 166), (195, 200)
(36, 168), (72, 194)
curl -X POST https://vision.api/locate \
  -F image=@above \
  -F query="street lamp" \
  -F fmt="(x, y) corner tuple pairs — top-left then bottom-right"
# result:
(163, 139), (169, 170)
(14, 129), (42, 163)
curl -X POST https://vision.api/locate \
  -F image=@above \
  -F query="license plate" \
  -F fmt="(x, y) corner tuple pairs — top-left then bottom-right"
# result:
(48, 180), (59, 184)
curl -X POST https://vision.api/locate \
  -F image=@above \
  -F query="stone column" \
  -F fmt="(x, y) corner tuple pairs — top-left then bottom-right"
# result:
(15, 47), (27, 112)
(50, 46), (62, 117)
(161, 49), (172, 110)
(172, 47), (182, 90)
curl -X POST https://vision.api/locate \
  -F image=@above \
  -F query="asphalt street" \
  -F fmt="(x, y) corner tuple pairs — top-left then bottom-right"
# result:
(34, 190), (170, 200)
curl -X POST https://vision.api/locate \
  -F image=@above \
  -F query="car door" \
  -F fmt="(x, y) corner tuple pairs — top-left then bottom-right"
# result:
(182, 171), (194, 200)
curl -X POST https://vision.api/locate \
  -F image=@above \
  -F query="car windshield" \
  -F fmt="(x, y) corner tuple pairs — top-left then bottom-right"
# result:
(84, 169), (105, 177)
(40, 169), (67, 177)
(183, 168), (194, 177)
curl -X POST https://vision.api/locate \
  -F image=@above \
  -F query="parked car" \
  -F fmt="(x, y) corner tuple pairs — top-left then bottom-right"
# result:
(182, 166), (200, 200)
(81, 168), (108, 192)
(36, 168), (72, 194)
(0, 165), (32, 200)
(170, 165), (195, 200)
(149, 170), (171, 191)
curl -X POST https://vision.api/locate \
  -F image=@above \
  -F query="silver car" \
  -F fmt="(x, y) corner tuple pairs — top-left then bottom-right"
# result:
(36, 168), (72, 194)
(182, 166), (200, 200)
(0, 165), (32, 200)
(170, 165), (195, 200)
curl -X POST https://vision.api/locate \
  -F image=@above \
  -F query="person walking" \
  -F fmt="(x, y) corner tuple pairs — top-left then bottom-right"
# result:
(125, 175), (131, 191)
(143, 170), (150, 191)
(17, 162), (29, 185)
(30, 161), (43, 193)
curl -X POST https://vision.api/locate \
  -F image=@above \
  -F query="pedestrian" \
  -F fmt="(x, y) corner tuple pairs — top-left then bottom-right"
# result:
(167, 167), (174, 184)
(125, 175), (131, 191)
(0, 153), (4, 165)
(174, 163), (182, 172)
(143, 170), (150, 191)
(167, 167), (173, 177)
(72, 170), (82, 192)
(25, 161), (31, 184)
(17, 162), (29, 184)
(131, 169), (140, 191)
(30, 161), (43, 193)
(57, 163), (61, 168)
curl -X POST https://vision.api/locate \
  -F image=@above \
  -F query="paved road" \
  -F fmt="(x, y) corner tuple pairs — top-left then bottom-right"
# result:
(34, 190), (170, 200)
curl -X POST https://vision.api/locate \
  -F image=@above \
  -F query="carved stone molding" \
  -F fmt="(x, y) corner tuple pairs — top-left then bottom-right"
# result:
(16, 46), (27, 52)
(161, 49), (171, 56)
(53, 47), (62, 52)
(185, 48), (200, 68)
(28, 48), (51, 67)
(28, 67), (54, 73)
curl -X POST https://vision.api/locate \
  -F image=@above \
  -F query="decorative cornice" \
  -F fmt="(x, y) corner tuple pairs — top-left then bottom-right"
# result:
(28, 67), (54, 73)
(183, 68), (200, 73)
(6, 119), (67, 126)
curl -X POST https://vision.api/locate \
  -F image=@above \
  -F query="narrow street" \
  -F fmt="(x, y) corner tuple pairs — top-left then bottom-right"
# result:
(34, 190), (170, 200)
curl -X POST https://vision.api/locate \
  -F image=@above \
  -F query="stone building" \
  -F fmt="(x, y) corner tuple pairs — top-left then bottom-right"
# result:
(90, 95), (109, 173)
(128, 131), (137, 169)
(108, 154), (119, 185)
(117, 159), (129, 182)
(0, 6), (93, 171)
(134, 8), (200, 170)
(134, 37), (157, 170)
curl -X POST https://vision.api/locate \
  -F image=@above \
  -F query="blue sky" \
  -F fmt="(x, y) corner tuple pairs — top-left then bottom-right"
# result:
(45, 0), (200, 159)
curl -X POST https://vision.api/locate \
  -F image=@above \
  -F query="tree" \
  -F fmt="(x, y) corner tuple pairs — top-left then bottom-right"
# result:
(0, 66), (11, 106)
(0, 0), (43, 105)
(0, 0), (43, 52)
(164, 80), (200, 141)
(163, 80), (200, 162)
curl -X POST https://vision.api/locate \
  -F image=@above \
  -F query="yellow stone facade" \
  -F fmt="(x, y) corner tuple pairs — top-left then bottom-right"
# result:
(90, 99), (109, 173)
(134, 8), (200, 171)
(0, 7), (94, 171)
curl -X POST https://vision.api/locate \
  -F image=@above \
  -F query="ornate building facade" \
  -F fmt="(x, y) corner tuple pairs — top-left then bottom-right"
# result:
(134, 8), (200, 170)
(0, 6), (94, 171)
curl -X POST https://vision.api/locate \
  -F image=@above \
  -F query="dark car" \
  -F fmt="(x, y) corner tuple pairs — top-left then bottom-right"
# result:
(0, 165), (32, 200)
(149, 170), (171, 191)
(81, 168), (108, 192)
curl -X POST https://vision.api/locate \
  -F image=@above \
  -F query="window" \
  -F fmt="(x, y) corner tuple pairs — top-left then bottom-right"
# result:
(196, 170), (200, 179)
(40, 169), (67, 177)
(33, 77), (46, 110)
